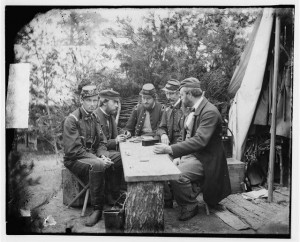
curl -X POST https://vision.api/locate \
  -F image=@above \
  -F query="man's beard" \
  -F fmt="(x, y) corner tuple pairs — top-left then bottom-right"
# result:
(143, 104), (152, 111)
(182, 99), (192, 108)
(168, 98), (176, 105)
(108, 108), (117, 115)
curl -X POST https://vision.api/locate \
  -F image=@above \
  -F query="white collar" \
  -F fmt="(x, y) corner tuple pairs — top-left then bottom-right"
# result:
(151, 102), (156, 109)
(82, 106), (90, 115)
(192, 96), (204, 111)
(99, 107), (109, 116)
(185, 96), (204, 129)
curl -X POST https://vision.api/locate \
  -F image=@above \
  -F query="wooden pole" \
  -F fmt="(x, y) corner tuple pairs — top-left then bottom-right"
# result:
(268, 15), (280, 202)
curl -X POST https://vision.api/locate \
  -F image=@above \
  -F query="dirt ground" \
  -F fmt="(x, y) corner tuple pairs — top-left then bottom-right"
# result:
(15, 147), (290, 237)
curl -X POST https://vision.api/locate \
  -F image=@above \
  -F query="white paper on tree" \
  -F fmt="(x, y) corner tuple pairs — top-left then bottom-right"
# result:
(6, 63), (31, 128)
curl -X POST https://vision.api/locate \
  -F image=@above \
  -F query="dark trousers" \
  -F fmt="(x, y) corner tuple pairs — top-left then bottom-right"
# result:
(105, 150), (126, 199)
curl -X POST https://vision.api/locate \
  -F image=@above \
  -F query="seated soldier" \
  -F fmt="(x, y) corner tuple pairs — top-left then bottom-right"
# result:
(157, 79), (186, 208)
(94, 89), (126, 205)
(157, 79), (185, 146)
(154, 77), (231, 221)
(63, 84), (113, 227)
(123, 83), (164, 137)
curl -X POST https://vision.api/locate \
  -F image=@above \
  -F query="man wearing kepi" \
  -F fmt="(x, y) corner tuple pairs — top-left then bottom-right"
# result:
(154, 77), (231, 221)
(94, 89), (126, 205)
(157, 79), (185, 145)
(124, 83), (164, 137)
(156, 79), (185, 208)
(63, 83), (112, 227)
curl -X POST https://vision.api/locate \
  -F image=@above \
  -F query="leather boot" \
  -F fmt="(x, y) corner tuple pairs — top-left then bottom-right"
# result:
(170, 178), (198, 208)
(119, 169), (127, 193)
(85, 210), (102, 227)
(107, 167), (123, 201)
(85, 170), (105, 227)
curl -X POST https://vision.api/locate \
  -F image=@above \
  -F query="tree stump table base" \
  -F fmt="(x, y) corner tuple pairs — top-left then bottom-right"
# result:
(125, 181), (164, 233)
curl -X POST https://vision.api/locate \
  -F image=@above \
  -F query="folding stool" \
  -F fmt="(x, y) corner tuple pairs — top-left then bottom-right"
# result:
(62, 167), (90, 217)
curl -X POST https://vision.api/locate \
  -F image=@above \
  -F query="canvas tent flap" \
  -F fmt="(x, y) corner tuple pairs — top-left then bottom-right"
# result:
(6, 63), (31, 128)
(228, 8), (274, 160)
(227, 12), (263, 97)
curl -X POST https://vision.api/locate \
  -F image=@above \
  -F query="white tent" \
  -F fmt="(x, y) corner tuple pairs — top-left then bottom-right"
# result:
(228, 8), (275, 160)
(228, 7), (293, 199)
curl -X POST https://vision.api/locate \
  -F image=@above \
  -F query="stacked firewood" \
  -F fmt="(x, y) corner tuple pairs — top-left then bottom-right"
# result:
(118, 95), (139, 128)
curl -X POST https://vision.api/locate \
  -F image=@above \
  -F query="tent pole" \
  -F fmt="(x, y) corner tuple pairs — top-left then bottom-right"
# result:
(268, 15), (281, 202)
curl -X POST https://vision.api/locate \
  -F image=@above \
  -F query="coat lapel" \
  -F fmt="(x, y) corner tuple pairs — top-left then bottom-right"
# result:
(194, 96), (208, 116)
(95, 108), (108, 134)
(191, 97), (208, 135)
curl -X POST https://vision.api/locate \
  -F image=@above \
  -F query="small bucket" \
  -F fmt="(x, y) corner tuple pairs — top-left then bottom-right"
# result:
(104, 193), (127, 233)
(103, 209), (125, 233)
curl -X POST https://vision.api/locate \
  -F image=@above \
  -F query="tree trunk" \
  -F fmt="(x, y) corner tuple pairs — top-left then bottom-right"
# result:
(45, 98), (58, 154)
(125, 181), (164, 233)
(25, 132), (29, 148)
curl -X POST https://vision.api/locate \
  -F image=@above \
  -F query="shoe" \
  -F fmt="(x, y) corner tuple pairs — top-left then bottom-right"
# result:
(178, 205), (198, 221)
(85, 209), (102, 227)
(164, 200), (173, 209)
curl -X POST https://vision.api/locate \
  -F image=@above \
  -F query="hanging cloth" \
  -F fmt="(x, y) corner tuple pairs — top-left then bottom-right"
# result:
(275, 64), (291, 138)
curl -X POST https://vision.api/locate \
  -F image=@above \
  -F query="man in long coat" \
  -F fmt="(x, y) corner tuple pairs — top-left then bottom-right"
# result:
(154, 77), (231, 221)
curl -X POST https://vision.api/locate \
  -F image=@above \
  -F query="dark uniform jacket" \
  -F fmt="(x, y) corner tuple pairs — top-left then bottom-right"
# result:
(94, 107), (118, 150)
(63, 107), (108, 166)
(157, 101), (185, 144)
(170, 97), (231, 206)
(125, 101), (164, 136)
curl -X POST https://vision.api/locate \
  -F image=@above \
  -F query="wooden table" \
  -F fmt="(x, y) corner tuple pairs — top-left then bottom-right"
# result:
(119, 139), (181, 233)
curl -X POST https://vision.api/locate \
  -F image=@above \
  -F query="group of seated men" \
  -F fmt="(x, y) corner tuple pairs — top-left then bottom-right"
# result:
(62, 77), (231, 227)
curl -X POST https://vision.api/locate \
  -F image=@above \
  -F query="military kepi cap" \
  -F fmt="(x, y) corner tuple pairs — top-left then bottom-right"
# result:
(179, 77), (202, 90)
(81, 84), (98, 98)
(139, 83), (156, 97)
(162, 79), (180, 92)
(99, 89), (120, 100)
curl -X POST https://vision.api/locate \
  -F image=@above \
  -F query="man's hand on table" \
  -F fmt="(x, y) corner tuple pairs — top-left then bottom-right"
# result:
(115, 134), (127, 144)
(160, 134), (170, 145)
(173, 158), (180, 166)
(153, 143), (173, 154)
(124, 130), (131, 138)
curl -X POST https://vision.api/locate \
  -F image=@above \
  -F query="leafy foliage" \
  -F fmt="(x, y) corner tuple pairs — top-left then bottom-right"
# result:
(7, 151), (41, 233)
(103, 8), (259, 100)
(14, 8), (260, 151)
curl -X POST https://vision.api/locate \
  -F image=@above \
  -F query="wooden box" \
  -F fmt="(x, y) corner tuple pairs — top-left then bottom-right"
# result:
(62, 168), (87, 207)
(227, 158), (245, 194)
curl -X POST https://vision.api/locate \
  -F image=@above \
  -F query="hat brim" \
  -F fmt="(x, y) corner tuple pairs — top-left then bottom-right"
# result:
(139, 91), (156, 97)
(162, 87), (178, 92)
(99, 95), (119, 100)
(81, 93), (99, 98)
